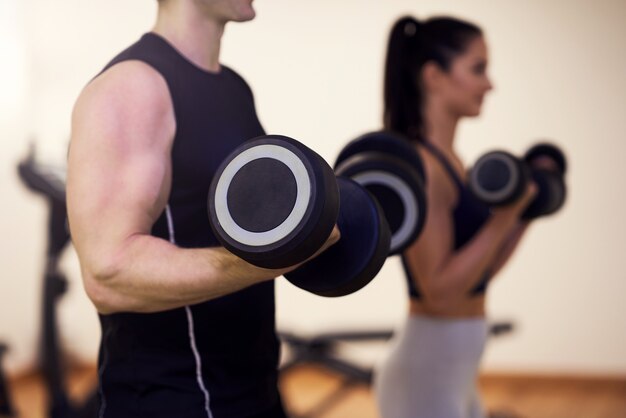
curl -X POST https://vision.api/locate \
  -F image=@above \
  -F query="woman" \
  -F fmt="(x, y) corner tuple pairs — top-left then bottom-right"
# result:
(373, 16), (536, 418)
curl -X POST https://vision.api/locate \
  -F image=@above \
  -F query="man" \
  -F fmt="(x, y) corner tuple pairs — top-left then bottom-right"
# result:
(67, 1), (338, 417)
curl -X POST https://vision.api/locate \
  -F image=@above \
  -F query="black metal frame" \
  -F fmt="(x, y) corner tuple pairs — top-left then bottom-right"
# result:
(0, 343), (15, 417)
(9, 149), (98, 418)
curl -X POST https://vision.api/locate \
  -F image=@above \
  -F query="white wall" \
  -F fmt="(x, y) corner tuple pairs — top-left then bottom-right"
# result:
(1, 0), (625, 377)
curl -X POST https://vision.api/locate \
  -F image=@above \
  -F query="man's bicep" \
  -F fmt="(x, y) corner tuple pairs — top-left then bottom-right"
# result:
(69, 135), (169, 237)
(67, 64), (174, 259)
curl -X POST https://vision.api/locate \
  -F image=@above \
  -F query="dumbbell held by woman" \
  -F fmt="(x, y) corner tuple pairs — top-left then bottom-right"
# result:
(468, 143), (567, 220)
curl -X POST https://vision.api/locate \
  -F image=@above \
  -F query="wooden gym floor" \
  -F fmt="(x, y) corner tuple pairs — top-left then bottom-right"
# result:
(5, 363), (626, 418)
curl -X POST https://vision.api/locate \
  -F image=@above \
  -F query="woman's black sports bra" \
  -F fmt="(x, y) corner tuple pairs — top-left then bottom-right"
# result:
(403, 141), (492, 298)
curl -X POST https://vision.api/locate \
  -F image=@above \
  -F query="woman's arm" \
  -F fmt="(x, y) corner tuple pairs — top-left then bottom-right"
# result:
(487, 221), (532, 278)
(403, 150), (535, 311)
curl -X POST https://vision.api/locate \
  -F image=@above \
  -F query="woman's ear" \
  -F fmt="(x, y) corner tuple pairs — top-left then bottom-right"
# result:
(421, 61), (444, 93)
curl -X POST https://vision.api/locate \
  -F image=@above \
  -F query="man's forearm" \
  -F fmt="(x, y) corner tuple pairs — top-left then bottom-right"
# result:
(82, 234), (282, 314)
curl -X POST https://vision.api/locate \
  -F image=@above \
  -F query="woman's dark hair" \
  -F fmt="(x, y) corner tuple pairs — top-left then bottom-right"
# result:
(383, 16), (483, 141)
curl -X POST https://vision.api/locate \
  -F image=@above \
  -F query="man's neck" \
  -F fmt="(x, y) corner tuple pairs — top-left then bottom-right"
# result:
(152, 2), (224, 73)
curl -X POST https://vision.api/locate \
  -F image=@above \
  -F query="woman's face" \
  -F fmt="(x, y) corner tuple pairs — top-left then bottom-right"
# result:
(438, 36), (493, 117)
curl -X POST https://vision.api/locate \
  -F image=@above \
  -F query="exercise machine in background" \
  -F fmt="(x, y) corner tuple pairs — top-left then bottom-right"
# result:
(0, 343), (15, 417)
(13, 146), (97, 418)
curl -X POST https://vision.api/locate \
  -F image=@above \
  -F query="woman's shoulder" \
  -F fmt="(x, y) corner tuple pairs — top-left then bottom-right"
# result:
(416, 143), (458, 206)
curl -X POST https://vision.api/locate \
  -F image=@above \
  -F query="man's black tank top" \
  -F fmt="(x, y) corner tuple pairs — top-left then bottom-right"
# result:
(95, 33), (281, 418)
(402, 141), (492, 299)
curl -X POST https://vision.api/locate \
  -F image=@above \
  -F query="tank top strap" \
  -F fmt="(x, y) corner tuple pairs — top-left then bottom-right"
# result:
(419, 140), (465, 189)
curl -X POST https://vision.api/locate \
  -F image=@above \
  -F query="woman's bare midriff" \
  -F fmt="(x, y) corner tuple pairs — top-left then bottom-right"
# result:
(409, 296), (486, 318)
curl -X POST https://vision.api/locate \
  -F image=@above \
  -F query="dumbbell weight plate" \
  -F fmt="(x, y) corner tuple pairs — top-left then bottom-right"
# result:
(468, 151), (529, 206)
(284, 177), (391, 297)
(524, 143), (567, 175)
(521, 169), (567, 220)
(208, 135), (339, 269)
(335, 130), (426, 182)
(522, 142), (567, 219)
(335, 152), (426, 254)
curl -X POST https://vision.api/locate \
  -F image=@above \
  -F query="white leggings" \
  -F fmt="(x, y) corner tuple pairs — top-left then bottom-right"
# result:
(374, 315), (488, 418)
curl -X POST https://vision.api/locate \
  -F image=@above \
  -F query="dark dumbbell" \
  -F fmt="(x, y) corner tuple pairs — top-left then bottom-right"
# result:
(521, 143), (567, 219)
(468, 150), (530, 206)
(208, 134), (391, 297)
(468, 143), (567, 220)
(0, 343), (14, 417)
(334, 131), (427, 254)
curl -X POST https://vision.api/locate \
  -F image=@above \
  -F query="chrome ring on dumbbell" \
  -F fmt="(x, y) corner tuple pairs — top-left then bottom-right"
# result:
(208, 135), (339, 269)
(351, 171), (419, 253)
(469, 151), (525, 206)
(213, 144), (312, 246)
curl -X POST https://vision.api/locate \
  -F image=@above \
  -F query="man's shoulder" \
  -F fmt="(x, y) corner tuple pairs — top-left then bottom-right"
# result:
(73, 60), (173, 138)
(88, 61), (169, 106)
(221, 65), (255, 99)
